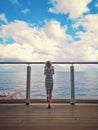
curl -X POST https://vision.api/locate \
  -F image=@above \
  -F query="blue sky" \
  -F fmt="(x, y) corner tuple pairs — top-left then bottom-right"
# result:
(0, 0), (98, 70)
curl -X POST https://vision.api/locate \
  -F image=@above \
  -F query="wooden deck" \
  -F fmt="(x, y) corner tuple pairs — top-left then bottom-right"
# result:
(0, 103), (98, 130)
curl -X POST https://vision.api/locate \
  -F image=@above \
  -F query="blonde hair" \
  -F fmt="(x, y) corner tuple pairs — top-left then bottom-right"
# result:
(45, 61), (52, 68)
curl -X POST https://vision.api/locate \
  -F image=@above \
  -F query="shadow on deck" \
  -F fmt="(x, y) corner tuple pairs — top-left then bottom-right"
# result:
(0, 103), (98, 130)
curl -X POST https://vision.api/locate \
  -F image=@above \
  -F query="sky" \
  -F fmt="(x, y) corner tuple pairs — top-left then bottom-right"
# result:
(0, 0), (98, 71)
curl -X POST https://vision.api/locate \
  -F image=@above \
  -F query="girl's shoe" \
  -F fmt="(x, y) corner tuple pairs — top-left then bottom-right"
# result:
(48, 104), (51, 109)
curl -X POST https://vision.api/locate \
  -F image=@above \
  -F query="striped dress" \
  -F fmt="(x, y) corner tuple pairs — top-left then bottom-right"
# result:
(44, 66), (54, 90)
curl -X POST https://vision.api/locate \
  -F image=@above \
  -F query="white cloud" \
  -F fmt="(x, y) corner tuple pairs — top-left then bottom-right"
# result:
(0, 14), (8, 24)
(0, 43), (35, 61)
(0, 20), (67, 61)
(75, 14), (98, 32)
(0, 13), (98, 69)
(74, 14), (98, 47)
(49, 0), (92, 18)
(95, 4), (98, 7)
(66, 14), (98, 63)
(43, 20), (71, 43)
(21, 8), (30, 15)
(9, 0), (20, 5)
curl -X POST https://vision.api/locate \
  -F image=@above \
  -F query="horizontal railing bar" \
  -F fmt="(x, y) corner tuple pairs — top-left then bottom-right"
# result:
(0, 61), (98, 64)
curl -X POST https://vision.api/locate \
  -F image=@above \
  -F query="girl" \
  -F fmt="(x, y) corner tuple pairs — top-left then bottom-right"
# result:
(44, 61), (54, 109)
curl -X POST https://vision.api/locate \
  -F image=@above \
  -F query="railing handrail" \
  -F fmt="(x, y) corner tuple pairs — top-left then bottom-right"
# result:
(0, 61), (98, 64)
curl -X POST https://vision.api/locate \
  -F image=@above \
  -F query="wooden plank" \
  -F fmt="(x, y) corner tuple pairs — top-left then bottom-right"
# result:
(0, 98), (98, 104)
(0, 104), (98, 130)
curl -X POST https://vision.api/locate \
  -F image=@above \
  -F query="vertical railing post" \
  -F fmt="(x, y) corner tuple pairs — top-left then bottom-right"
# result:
(70, 64), (75, 105)
(26, 64), (31, 105)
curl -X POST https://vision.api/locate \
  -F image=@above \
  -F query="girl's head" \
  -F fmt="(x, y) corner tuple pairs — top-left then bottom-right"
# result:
(45, 61), (52, 68)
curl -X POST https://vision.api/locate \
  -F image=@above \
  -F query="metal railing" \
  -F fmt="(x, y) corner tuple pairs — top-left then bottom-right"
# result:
(0, 61), (98, 105)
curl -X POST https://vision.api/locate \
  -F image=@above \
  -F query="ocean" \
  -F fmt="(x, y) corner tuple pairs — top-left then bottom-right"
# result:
(0, 71), (98, 99)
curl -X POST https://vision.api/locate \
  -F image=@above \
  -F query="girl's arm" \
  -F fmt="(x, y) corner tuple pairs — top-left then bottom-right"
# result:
(44, 66), (46, 75)
(52, 66), (54, 75)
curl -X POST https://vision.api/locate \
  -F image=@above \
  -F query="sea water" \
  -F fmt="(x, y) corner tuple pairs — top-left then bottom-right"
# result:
(0, 71), (98, 99)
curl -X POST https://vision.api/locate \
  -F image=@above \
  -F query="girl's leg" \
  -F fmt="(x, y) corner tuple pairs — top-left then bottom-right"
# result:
(47, 89), (51, 108)
(50, 89), (52, 101)
(49, 90), (53, 108)
(47, 89), (49, 103)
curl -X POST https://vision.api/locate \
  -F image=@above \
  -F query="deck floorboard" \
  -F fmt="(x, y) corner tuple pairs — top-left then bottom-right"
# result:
(0, 103), (98, 130)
